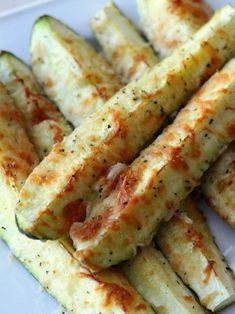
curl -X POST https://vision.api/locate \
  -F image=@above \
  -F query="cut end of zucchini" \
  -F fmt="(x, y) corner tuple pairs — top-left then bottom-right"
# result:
(157, 198), (235, 312)
(91, 1), (158, 82)
(137, 0), (213, 57)
(0, 50), (72, 159)
(122, 246), (205, 314)
(31, 14), (122, 127)
(202, 142), (235, 229)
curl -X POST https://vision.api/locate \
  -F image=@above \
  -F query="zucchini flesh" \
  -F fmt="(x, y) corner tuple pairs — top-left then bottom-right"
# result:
(71, 58), (235, 271)
(0, 83), (38, 188)
(122, 246), (205, 314)
(0, 51), (72, 159)
(16, 5), (235, 240)
(137, 0), (213, 57)
(91, 1), (158, 82)
(157, 198), (235, 311)
(31, 15), (122, 127)
(202, 142), (235, 229)
(0, 83), (154, 314)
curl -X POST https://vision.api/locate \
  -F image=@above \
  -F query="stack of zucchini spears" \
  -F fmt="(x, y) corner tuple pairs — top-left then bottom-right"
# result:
(0, 0), (235, 313)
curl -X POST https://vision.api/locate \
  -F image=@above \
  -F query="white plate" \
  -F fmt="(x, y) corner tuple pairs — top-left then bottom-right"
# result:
(0, 0), (234, 313)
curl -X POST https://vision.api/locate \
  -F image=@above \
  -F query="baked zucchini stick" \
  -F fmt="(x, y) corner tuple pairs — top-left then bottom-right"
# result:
(16, 5), (235, 240)
(0, 51), (72, 159)
(202, 142), (235, 228)
(71, 58), (235, 271)
(90, 1), (159, 82)
(0, 83), (154, 314)
(137, 0), (213, 58)
(92, 4), (235, 311)
(157, 198), (235, 312)
(92, 5), (204, 312)
(21, 8), (200, 313)
(137, 0), (235, 231)
(31, 15), (122, 127)
(122, 246), (205, 314)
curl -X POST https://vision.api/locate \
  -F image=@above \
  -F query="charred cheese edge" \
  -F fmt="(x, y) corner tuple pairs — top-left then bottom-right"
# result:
(157, 198), (235, 311)
(16, 5), (235, 240)
(71, 58), (235, 271)
(0, 83), (154, 314)
(30, 15), (122, 127)
(90, 1), (158, 82)
(122, 246), (205, 314)
(0, 51), (72, 159)
(137, 0), (213, 58)
(202, 142), (235, 229)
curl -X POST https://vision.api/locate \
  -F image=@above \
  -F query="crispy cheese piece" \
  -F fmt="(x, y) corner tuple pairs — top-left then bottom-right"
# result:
(71, 58), (235, 271)
(202, 142), (235, 228)
(0, 83), (154, 314)
(157, 198), (235, 311)
(122, 246), (205, 314)
(91, 1), (159, 82)
(137, 0), (213, 57)
(0, 51), (72, 159)
(31, 15), (122, 127)
(16, 5), (235, 240)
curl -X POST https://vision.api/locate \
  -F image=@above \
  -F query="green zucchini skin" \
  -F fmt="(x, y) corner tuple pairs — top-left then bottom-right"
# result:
(16, 5), (235, 240)
(91, 1), (159, 83)
(122, 246), (205, 314)
(71, 58), (235, 271)
(157, 198), (235, 312)
(0, 51), (72, 159)
(31, 15), (122, 127)
(137, 0), (213, 58)
(202, 142), (235, 229)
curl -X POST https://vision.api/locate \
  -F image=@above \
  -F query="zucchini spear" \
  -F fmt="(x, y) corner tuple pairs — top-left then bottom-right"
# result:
(136, 0), (235, 232)
(31, 15), (122, 126)
(91, 4), (205, 312)
(122, 246), (205, 314)
(91, 3), (235, 311)
(91, 1), (158, 82)
(0, 51), (72, 159)
(71, 58), (235, 271)
(157, 198), (235, 311)
(16, 5), (235, 240)
(0, 82), (154, 314)
(202, 142), (235, 229)
(137, 0), (213, 57)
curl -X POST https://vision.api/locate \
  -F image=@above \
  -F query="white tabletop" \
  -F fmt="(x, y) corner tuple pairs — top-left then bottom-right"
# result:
(0, 0), (56, 17)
